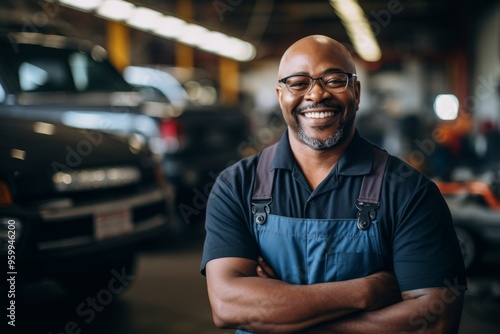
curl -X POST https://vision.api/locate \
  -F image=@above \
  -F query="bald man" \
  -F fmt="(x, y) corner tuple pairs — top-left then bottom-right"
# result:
(201, 35), (466, 333)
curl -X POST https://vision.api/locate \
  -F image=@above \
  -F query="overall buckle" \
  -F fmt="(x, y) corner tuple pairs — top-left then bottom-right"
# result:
(356, 202), (378, 230)
(252, 199), (272, 225)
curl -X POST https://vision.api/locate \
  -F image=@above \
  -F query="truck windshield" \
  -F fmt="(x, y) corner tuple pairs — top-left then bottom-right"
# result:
(0, 43), (132, 93)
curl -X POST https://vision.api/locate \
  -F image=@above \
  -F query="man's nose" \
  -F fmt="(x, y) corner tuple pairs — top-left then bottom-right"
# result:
(305, 79), (332, 101)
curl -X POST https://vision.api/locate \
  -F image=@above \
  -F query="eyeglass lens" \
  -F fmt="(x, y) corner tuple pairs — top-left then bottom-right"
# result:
(285, 73), (349, 95)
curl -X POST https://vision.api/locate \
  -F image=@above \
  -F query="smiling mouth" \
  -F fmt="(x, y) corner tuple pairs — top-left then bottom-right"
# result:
(303, 111), (335, 119)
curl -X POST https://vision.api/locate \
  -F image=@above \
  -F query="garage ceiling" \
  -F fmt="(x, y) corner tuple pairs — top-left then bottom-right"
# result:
(2, 0), (498, 63)
(139, 0), (497, 61)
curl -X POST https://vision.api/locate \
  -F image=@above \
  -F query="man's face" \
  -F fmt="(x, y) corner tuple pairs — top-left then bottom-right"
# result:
(276, 42), (360, 150)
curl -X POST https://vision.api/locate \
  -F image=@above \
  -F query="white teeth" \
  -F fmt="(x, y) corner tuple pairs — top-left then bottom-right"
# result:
(303, 111), (334, 119)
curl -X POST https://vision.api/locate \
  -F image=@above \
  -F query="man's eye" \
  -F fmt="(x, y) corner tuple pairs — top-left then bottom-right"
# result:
(325, 78), (346, 86)
(289, 80), (309, 88)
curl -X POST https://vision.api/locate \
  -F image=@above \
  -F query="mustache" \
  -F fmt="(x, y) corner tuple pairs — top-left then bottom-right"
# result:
(293, 101), (344, 114)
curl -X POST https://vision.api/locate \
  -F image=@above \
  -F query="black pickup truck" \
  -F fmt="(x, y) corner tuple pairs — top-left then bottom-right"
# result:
(0, 116), (174, 293)
(0, 31), (162, 159)
(0, 31), (174, 294)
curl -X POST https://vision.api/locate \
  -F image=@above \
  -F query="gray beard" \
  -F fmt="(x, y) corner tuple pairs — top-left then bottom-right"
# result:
(297, 119), (345, 150)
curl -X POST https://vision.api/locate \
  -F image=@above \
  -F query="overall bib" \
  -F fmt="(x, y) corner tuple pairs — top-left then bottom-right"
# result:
(235, 144), (388, 334)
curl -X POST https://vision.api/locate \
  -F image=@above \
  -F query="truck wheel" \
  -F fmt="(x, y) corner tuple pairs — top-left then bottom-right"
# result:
(455, 226), (479, 270)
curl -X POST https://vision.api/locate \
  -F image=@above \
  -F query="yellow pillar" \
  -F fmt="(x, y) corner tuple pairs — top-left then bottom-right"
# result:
(176, 0), (194, 69)
(219, 57), (239, 106)
(106, 21), (130, 73)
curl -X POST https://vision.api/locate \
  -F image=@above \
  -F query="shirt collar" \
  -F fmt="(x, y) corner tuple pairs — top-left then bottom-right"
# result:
(337, 129), (374, 176)
(270, 128), (374, 176)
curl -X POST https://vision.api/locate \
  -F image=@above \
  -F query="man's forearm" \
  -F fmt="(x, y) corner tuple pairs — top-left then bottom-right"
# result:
(211, 277), (364, 333)
(206, 258), (400, 333)
(209, 270), (369, 333)
(302, 287), (465, 334)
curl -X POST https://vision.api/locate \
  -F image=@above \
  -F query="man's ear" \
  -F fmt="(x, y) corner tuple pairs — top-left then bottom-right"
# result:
(354, 80), (361, 111)
(276, 85), (284, 109)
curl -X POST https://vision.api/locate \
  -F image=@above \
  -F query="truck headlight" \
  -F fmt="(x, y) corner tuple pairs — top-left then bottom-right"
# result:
(52, 166), (141, 192)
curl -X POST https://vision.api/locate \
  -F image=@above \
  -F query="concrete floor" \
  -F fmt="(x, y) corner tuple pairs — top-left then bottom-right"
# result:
(11, 229), (500, 334)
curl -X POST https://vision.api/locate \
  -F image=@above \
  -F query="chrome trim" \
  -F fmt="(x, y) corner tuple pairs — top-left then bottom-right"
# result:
(17, 91), (142, 106)
(38, 236), (93, 251)
(37, 214), (167, 251)
(40, 188), (166, 221)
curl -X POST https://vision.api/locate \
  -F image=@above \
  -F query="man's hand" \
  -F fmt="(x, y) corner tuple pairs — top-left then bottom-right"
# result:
(363, 271), (402, 310)
(256, 256), (277, 279)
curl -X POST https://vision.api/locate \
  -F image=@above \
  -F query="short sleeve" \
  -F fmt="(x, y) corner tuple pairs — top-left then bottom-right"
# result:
(200, 172), (259, 275)
(392, 182), (467, 291)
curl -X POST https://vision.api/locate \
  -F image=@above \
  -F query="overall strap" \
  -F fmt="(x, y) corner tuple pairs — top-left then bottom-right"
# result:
(251, 143), (278, 224)
(356, 147), (389, 230)
(251, 143), (389, 229)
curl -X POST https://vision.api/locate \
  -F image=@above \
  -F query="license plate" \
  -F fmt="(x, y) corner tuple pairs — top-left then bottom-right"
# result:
(94, 209), (133, 240)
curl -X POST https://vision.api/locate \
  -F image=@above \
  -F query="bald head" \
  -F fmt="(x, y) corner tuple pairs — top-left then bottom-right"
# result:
(278, 35), (356, 78)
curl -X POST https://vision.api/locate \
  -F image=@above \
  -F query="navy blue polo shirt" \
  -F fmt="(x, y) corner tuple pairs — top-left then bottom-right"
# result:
(201, 129), (467, 292)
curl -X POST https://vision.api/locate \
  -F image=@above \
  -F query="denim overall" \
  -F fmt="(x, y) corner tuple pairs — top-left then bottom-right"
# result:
(236, 144), (388, 333)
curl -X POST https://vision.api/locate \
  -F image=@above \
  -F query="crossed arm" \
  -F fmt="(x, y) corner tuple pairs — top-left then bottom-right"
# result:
(205, 257), (465, 334)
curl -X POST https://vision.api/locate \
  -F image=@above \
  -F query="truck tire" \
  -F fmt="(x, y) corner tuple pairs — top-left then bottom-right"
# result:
(455, 226), (480, 270)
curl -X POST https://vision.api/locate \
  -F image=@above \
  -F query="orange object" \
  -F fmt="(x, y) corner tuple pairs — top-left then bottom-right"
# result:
(436, 180), (500, 210)
(0, 180), (13, 206)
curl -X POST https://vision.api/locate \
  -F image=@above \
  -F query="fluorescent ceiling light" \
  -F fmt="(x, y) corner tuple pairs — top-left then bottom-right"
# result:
(153, 16), (188, 39)
(60, 1), (257, 62)
(176, 24), (209, 46)
(127, 7), (163, 30)
(197, 32), (256, 61)
(329, 0), (382, 62)
(60, 0), (102, 12)
(201, 39), (229, 55)
(239, 42), (257, 62)
(218, 38), (255, 62)
(97, 0), (135, 21)
(345, 21), (382, 62)
(332, 0), (364, 21)
(199, 31), (230, 52)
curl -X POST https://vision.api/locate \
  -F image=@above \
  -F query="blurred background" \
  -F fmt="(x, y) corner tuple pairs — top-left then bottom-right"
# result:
(1, 0), (500, 333)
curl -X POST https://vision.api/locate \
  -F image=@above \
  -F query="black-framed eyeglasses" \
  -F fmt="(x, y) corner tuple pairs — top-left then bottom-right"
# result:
(278, 72), (357, 96)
